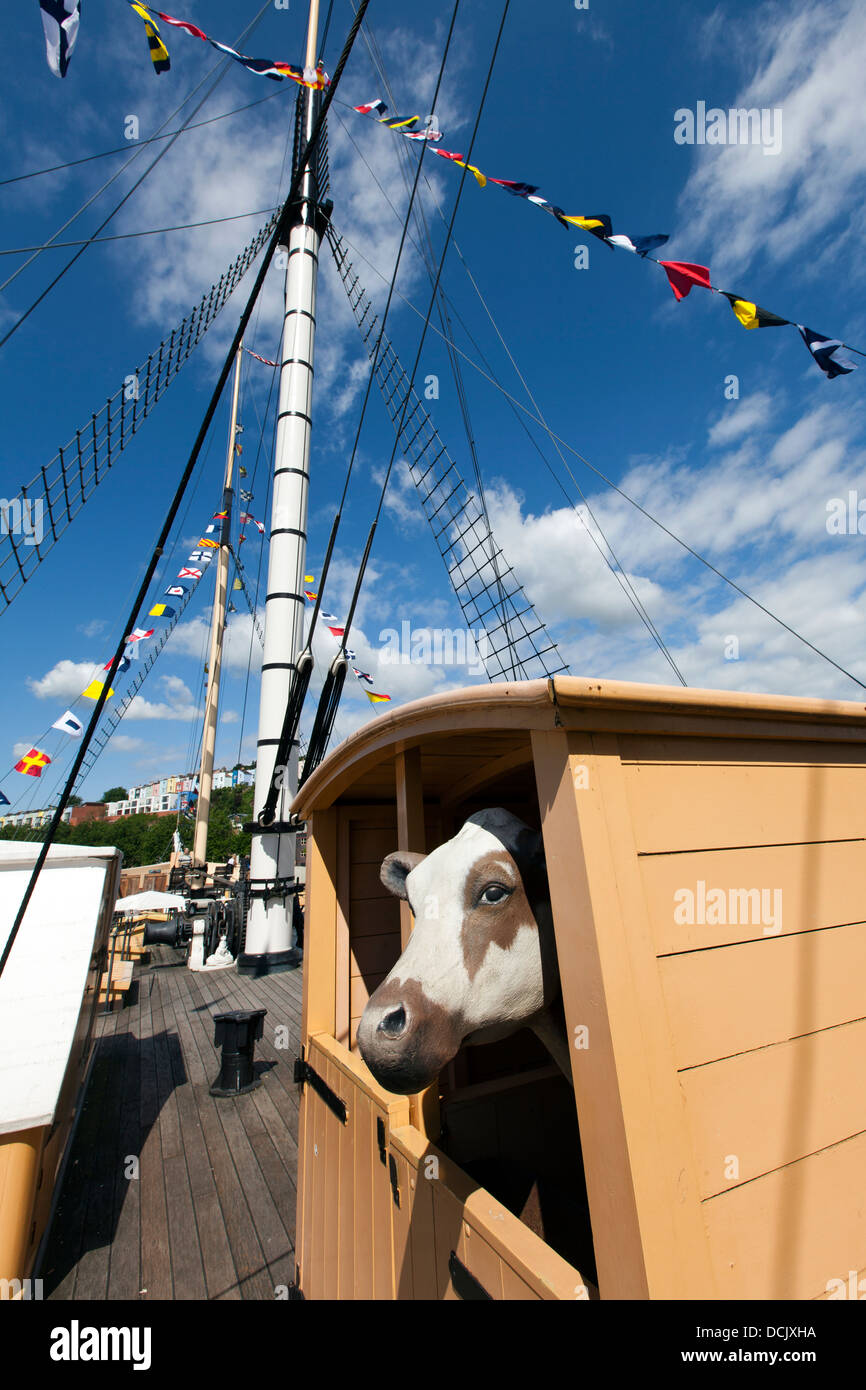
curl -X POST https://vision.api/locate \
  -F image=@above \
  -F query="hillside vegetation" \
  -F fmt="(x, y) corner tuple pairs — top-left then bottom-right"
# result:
(0, 785), (255, 868)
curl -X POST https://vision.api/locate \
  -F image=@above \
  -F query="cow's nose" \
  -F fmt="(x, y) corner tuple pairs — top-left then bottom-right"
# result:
(378, 1004), (407, 1038)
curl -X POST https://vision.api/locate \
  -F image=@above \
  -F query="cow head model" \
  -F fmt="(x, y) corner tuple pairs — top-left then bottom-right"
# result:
(357, 809), (568, 1095)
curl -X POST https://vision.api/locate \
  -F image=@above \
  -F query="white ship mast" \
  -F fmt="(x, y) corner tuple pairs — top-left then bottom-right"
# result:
(239, 0), (322, 973)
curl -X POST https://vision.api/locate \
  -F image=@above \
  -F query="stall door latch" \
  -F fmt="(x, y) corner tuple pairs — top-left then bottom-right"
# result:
(375, 1116), (401, 1207)
(294, 1052), (348, 1124)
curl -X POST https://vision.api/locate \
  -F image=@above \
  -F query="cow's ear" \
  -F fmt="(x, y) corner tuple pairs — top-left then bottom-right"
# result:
(380, 850), (426, 900)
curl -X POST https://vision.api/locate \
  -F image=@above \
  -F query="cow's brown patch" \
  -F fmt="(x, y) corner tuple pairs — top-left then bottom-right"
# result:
(358, 976), (463, 1094)
(459, 850), (540, 981)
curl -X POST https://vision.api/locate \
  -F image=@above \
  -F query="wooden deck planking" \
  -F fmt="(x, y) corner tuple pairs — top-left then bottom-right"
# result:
(40, 945), (303, 1301)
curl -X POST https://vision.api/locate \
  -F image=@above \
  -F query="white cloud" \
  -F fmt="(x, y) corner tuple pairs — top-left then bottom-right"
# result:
(707, 391), (776, 446)
(122, 674), (201, 722)
(76, 618), (107, 639)
(672, 0), (866, 283)
(99, 25), (471, 444)
(27, 659), (103, 700)
(373, 458), (425, 528)
(480, 480), (669, 630)
(167, 610), (264, 672)
(450, 397), (866, 700)
(109, 735), (144, 752)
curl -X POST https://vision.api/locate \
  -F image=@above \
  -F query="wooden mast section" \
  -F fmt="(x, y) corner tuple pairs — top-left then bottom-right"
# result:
(192, 338), (244, 871)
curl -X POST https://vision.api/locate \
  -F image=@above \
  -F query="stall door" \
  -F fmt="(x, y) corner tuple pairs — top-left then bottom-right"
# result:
(295, 1032), (589, 1300)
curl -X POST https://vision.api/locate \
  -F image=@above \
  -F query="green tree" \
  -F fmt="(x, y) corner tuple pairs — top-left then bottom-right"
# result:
(102, 785), (128, 802)
(205, 785), (254, 862)
(0, 785), (256, 869)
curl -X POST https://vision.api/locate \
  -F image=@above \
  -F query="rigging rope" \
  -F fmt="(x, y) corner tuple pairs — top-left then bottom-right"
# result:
(0, 210), (280, 619)
(0, 0), (276, 345)
(441, 243), (687, 685)
(344, 1), (512, 652)
(228, 545), (265, 647)
(286, 0), (468, 794)
(344, 14), (524, 680)
(327, 226), (566, 679)
(301, 0), (515, 786)
(334, 233), (866, 697)
(0, 0), (374, 980)
(0, 207), (279, 255)
(339, 21), (685, 687)
(1, 417), (217, 829)
(0, 87), (290, 189)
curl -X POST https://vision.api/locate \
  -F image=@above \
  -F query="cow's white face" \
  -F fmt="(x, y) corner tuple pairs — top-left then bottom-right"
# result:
(357, 809), (558, 1094)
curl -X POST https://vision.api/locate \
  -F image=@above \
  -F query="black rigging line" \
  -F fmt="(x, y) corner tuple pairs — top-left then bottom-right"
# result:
(1, 1), (275, 295)
(441, 241), (687, 684)
(346, 2), (511, 643)
(335, 233), (866, 696)
(269, 0), (467, 810)
(303, 0), (512, 784)
(336, 53), (680, 687)
(345, 14), (528, 681)
(0, 208), (279, 255)
(297, 0), (463, 653)
(0, 422), (220, 813)
(319, 0), (336, 61)
(0, 0), (277, 349)
(0, 0), (373, 979)
(410, 182), (687, 684)
(0, 88), (290, 189)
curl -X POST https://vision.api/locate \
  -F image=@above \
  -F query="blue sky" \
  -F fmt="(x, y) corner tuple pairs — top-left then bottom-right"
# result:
(1, 0), (865, 815)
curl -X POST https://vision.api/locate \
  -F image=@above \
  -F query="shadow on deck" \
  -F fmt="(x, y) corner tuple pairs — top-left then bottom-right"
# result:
(40, 945), (303, 1301)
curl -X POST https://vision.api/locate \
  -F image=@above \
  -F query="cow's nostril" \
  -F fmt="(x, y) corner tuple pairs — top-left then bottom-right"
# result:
(378, 1005), (407, 1038)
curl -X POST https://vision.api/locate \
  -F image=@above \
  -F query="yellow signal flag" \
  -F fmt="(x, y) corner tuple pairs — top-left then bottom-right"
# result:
(81, 679), (114, 700)
(562, 215), (596, 228)
(198, 538), (219, 548)
(453, 158), (487, 187)
(304, 575), (314, 583)
(721, 293), (789, 331)
(365, 691), (391, 704)
(233, 578), (243, 590)
(129, 2), (171, 75)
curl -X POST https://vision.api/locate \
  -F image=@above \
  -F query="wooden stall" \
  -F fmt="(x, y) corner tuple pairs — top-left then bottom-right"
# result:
(291, 676), (866, 1300)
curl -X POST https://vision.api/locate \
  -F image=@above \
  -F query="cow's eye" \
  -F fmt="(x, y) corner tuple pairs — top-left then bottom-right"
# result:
(478, 883), (511, 905)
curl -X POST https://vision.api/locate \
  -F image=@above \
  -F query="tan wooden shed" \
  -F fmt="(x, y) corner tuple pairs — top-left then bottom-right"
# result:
(290, 676), (866, 1300)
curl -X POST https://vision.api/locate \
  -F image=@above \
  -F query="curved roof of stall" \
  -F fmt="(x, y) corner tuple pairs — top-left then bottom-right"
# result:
(292, 676), (866, 816)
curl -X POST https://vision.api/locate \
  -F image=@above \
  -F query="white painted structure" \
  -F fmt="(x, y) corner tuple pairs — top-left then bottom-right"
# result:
(0, 842), (121, 1135)
(243, 2), (322, 971)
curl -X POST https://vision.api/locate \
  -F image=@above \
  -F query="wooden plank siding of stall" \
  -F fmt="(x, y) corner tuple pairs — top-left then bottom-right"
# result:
(534, 723), (866, 1300)
(620, 734), (866, 1301)
(295, 1033), (410, 1299)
